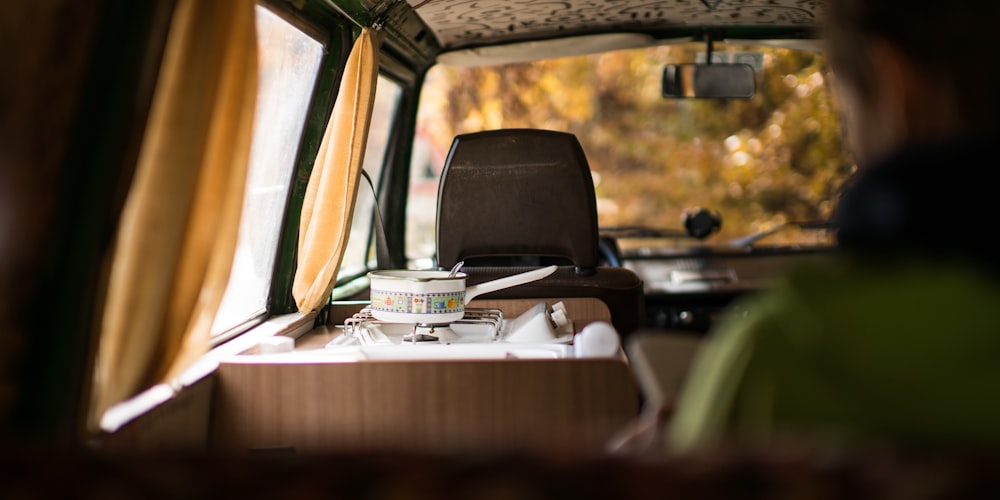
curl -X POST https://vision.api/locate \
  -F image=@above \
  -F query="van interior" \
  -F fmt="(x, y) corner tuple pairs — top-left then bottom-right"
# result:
(4, 0), (997, 496)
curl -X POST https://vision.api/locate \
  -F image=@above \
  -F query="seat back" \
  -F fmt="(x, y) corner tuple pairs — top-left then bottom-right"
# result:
(436, 128), (599, 272)
(435, 128), (644, 336)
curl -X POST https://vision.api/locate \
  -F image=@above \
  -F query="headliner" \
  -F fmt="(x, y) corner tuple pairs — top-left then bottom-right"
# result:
(405, 0), (826, 51)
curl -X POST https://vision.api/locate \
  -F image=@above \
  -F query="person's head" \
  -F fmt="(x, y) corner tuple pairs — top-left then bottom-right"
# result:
(824, 0), (1000, 165)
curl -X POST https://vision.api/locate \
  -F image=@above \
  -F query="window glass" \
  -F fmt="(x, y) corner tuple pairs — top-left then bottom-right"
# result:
(410, 43), (853, 261)
(336, 75), (404, 281)
(211, 5), (324, 336)
(408, 113), (442, 270)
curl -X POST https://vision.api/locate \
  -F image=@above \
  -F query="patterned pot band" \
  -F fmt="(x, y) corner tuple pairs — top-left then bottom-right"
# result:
(370, 290), (465, 315)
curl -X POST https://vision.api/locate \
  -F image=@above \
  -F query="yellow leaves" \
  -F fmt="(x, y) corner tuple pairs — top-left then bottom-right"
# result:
(417, 43), (854, 245)
(480, 70), (500, 95)
(480, 97), (504, 129)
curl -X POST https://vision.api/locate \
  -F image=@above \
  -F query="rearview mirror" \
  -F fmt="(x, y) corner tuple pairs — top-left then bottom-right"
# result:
(662, 63), (756, 99)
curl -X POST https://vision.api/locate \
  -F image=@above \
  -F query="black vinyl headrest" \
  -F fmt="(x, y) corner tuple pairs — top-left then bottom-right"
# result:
(435, 129), (599, 270)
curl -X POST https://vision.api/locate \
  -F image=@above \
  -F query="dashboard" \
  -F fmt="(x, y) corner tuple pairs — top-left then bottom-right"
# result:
(621, 246), (835, 333)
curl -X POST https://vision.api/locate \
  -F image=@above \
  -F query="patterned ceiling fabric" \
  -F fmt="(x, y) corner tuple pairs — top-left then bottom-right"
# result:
(407, 0), (825, 50)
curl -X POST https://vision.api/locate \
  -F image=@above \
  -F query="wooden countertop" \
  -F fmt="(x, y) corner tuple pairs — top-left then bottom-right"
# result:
(211, 297), (640, 454)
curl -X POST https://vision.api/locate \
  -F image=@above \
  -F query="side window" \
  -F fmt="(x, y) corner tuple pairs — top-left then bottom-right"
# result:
(407, 69), (448, 269)
(336, 75), (404, 282)
(211, 5), (324, 337)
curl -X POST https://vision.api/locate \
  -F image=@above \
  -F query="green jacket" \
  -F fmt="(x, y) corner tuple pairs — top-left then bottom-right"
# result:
(667, 256), (1000, 453)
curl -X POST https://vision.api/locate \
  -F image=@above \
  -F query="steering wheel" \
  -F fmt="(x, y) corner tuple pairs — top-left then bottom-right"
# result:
(598, 235), (622, 267)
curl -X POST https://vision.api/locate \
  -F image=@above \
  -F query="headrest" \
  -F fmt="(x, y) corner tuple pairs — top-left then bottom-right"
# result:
(435, 129), (599, 270)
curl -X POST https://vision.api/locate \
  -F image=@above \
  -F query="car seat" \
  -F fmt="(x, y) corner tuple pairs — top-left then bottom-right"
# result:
(435, 128), (644, 336)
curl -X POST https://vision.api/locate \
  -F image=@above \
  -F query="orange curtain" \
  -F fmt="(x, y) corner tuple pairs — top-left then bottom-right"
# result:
(89, 0), (258, 430)
(293, 28), (383, 312)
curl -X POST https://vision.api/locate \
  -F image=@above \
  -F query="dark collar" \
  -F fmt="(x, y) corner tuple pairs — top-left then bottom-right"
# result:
(835, 134), (1000, 267)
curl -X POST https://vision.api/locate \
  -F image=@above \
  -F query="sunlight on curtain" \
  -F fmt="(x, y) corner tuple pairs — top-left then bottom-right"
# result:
(293, 28), (383, 312)
(89, 0), (257, 431)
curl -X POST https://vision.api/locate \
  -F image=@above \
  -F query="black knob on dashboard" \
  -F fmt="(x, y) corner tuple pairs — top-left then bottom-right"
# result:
(683, 208), (722, 239)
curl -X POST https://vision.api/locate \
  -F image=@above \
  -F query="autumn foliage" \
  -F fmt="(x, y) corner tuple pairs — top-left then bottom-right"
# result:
(415, 43), (854, 246)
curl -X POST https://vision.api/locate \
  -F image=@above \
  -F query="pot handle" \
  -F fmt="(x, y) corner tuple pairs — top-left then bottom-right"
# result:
(464, 265), (559, 304)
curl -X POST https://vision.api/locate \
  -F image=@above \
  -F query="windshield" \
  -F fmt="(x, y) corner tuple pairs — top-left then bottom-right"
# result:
(409, 42), (854, 264)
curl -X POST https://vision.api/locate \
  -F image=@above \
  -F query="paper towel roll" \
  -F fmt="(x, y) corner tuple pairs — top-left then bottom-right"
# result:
(574, 322), (620, 358)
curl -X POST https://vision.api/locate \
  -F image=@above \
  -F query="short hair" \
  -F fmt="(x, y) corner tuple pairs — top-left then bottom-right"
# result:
(823, 0), (1000, 133)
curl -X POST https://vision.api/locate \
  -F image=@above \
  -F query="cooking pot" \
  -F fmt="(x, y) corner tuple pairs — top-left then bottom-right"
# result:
(367, 265), (558, 324)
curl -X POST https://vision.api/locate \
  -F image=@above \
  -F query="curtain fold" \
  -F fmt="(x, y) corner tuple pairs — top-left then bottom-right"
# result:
(89, 0), (258, 430)
(293, 28), (383, 312)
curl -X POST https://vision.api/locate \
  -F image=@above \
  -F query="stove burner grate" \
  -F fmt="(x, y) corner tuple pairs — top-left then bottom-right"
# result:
(342, 306), (504, 346)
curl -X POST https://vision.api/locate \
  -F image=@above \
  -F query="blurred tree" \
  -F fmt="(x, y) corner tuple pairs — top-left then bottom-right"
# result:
(417, 43), (855, 245)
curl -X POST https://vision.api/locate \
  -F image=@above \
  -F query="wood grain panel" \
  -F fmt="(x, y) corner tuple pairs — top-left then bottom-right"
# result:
(97, 374), (215, 452)
(212, 358), (640, 454)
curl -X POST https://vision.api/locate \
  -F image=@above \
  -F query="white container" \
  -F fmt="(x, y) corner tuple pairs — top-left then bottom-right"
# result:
(574, 321), (621, 358)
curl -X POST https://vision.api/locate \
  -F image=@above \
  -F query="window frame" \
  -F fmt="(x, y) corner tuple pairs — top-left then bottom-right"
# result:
(332, 72), (407, 292)
(329, 48), (426, 299)
(210, 0), (353, 345)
